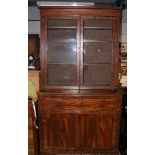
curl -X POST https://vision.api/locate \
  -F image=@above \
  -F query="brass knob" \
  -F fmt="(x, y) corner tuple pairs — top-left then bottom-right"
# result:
(57, 103), (62, 107)
(99, 103), (103, 107)
(97, 49), (104, 53)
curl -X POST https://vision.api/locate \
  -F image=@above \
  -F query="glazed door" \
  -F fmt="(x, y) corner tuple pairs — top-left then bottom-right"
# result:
(39, 113), (80, 153)
(80, 16), (119, 90)
(40, 15), (119, 91)
(40, 16), (80, 90)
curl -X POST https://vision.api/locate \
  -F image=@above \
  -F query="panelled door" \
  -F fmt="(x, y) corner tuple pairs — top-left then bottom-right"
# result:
(39, 112), (80, 152)
(39, 112), (119, 152)
(82, 113), (119, 150)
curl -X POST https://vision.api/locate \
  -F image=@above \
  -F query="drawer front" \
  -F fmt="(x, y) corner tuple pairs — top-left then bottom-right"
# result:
(40, 98), (81, 111)
(39, 96), (120, 112)
(81, 98), (118, 111)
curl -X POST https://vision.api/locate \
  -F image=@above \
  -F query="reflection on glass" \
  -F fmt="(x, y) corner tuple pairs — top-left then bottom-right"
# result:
(47, 19), (77, 86)
(48, 42), (77, 64)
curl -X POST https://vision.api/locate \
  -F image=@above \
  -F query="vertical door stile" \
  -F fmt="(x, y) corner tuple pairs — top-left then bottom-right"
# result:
(44, 16), (48, 87)
(77, 16), (81, 91)
(40, 15), (48, 89)
(80, 114), (85, 148)
(112, 17), (119, 88)
(116, 16), (121, 88)
(79, 16), (84, 90)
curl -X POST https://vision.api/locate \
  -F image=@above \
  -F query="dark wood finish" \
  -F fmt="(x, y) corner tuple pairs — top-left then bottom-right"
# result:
(28, 98), (39, 155)
(83, 114), (114, 148)
(38, 5), (122, 155)
(39, 113), (80, 152)
(38, 93), (122, 154)
(28, 34), (39, 54)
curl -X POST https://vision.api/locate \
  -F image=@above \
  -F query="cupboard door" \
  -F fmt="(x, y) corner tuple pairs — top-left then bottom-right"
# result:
(39, 113), (80, 152)
(82, 114), (118, 149)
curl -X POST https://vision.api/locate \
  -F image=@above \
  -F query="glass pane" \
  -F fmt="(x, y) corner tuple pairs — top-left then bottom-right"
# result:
(84, 19), (112, 28)
(48, 29), (76, 42)
(84, 42), (113, 64)
(48, 19), (76, 27)
(48, 64), (77, 86)
(47, 19), (77, 86)
(84, 64), (112, 85)
(48, 42), (77, 64)
(84, 29), (112, 41)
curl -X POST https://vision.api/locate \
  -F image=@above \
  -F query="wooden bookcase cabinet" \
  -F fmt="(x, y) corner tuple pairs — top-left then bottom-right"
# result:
(38, 6), (122, 155)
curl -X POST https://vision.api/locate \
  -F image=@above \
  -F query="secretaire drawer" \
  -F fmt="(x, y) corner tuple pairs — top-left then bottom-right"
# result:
(40, 98), (81, 111)
(81, 98), (118, 111)
(39, 95), (120, 112)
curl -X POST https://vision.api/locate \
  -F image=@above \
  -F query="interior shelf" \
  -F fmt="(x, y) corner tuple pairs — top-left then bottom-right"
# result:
(83, 40), (114, 43)
(48, 26), (77, 29)
(83, 63), (112, 65)
(48, 40), (77, 43)
(48, 63), (76, 65)
(84, 27), (112, 30)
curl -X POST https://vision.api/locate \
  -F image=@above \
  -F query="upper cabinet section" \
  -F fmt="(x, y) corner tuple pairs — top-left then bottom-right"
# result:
(39, 7), (121, 91)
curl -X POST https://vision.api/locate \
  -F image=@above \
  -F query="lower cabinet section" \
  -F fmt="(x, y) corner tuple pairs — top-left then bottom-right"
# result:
(38, 93), (122, 154)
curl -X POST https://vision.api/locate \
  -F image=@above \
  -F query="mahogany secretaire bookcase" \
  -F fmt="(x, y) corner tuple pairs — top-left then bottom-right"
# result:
(37, 4), (122, 155)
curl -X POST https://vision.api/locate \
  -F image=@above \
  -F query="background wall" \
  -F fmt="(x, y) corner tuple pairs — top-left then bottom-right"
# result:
(121, 9), (127, 42)
(28, 6), (40, 34)
(28, 21), (40, 34)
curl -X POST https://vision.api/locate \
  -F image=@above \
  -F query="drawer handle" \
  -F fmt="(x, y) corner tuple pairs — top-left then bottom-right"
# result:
(97, 49), (104, 53)
(57, 103), (62, 107)
(99, 103), (103, 107)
